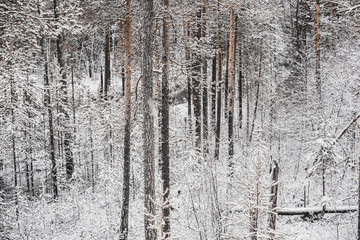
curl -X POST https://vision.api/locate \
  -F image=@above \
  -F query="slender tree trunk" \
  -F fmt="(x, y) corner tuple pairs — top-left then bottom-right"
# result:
(228, 6), (235, 176)
(358, 120), (360, 240)
(192, 10), (202, 151)
(24, 87), (32, 194)
(214, 2), (222, 161)
(202, 3), (209, 156)
(269, 161), (279, 239)
(237, 17), (243, 130)
(211, 56), (216, 131)
(100, 65), (104, 96)
(88, 35), (93, 78)
(186, 23), (192, 134)
(71, 67), (76, 132)
(224, 43), (229, 119)
(30, 150), (34, 196)
(88, 93), (95, 193)
(109, 105), (114, 165)
(54, 0), (74, 181)
(119, 21), (125, 97)
(330, 1), (334, 48)
(249, 41), (262, 142)
(10, 77), (17, 189)
(10, 75), (19, 221)
(105, 28), (111, 98)
(43, 39), (58, 199)
(315, 0), (321, 101)
(25, 130), (30, 193)
(120, 0), (132, 238)
(246, 71), (249, 139)
(161, 0), (171, 238)
(249, 82), (260, 142)
(142, 0), (157, 238)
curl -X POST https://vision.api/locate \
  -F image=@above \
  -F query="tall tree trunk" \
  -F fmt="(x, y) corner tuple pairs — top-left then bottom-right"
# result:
(269, 161), (279, 239)
(30, 148), (34, 196)
(211, 56), (216, 131)
(237, 16), (243, 130)
(120, 0), (132, 238)
(228, 6), (235, 176)
(161, 0), (171, 238)
(199, 2), (209, 157)
(43, 39), (58, 199)
(224, 43), (229, 119)
(71, 67), (76, 133)
(100, 66), (104, 96)
(186, 23), (192, 134)
(214, 2), (222, 161)
(25, 129), (30, 193)
(315, 0), (321, 101)
(119, 21), (125, 97)
(246, 71), (249, 139)
(249, 41), (262, 143)
(10, 75), (19, 221)
(358, 120), (360, 240)
(105, 28), (111, 99)
(202, 3), (208, 156)
(24, 87), (32, 194)
(330, 1), (334, 48)
(142, 0), (157, 239)
(88, 35), (93, 78)
(192, 10), (202, 151)
(54, 0), (74, 181)
(88, 93), (95, 193)
(10, 77), (17, 189)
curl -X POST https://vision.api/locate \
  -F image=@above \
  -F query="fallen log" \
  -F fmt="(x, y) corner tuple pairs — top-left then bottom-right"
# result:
(277, 206), (357, 216)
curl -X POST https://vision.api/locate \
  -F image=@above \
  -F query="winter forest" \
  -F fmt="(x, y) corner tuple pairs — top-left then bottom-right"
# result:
(1, 0), (360, 239)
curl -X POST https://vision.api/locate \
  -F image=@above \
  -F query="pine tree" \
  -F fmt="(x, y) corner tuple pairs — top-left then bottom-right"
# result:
(120, 0), (132, 238)
(161, 0), (171, 238)
(142, 0), (157, 238)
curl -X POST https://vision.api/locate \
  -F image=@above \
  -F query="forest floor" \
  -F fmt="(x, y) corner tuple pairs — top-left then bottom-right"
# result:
(277, 212), (357, 240)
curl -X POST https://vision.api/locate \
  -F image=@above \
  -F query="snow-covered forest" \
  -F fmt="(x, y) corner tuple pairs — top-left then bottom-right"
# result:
(1, 0), (360, 239)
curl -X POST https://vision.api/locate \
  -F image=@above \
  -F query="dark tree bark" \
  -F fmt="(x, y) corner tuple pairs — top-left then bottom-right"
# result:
(202, 3), (208, 156)
(142, 0), (157, 238)
(25, 126), (30, 193)
(237, 16), (243, 129)
(185, 23), (192, 134)
(100, 66), (104, 96)
(224, 43), (229, 119)
(315, 0), (321, 101)
(10, 75), (19, 220)
(10, 77), (17, 189)
(161, 0), (171, 238)
(54, 0), (74, 181)
(249, 81), (259, 143)
(88, 35), (93, 78)
(104, 28), (111, 98)
(211, 56), (217, 131)
(228, 6), (235, 176)
(87, 93), (95, 193)
(249, 41), (262, 143)
(269, 161), (279, 239)
(43, 39), (58, 199)
(214, 6), (222, 161)
(358, 120), (360, 240)
(120, 0), (132, 238)
(192, 10), (202, 151)
(24, 86), (33, 194)
(246, 71), (250, 139)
